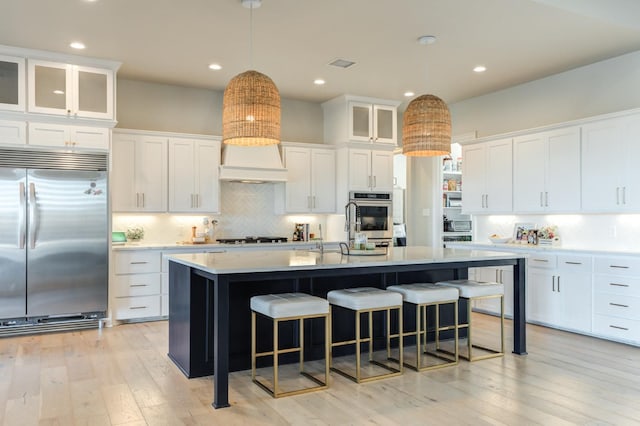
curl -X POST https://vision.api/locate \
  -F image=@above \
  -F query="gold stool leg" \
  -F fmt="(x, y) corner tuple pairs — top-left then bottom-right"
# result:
(415, 304), (421, 370)
(467, 298), (473, 361)
(355, 310), (361, 382)
(398, 305), (403, 371)
(325, 312), (330, 387)
(299, 318), (304, 372)
(454, 300), (459, 363)
(501, 295), (505, 354)
(369, 310), (374, 362)
(273, 318), (279, 396)
(386, 308), (391, 359)
(251, 311), (257, 381)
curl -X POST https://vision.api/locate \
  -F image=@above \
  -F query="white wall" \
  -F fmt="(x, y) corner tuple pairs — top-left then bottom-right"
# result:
(116, 78), (324, 142)
(448, 49), (640, 138)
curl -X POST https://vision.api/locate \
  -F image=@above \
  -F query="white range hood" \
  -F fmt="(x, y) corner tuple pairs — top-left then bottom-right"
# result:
(219, 144), (288, 183)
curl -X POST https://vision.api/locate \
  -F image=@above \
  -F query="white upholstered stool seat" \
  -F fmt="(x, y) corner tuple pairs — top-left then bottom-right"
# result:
(327, 287), (403, 383)
(251, 293), (329, 318)
(387, 283), (459, 371)
(387, 283), (459, 305)
(435, 279), (505, 362)
(250, 292), (330, 398)
(327, 287), (403, 311)
(437, 280), (504, 298)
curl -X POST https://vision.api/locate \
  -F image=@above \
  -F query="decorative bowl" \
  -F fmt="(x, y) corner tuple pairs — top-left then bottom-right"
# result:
(489, 236), (510, 244)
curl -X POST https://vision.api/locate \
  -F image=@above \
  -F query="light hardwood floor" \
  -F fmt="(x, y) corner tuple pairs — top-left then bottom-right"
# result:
(1, 315), (639, 425)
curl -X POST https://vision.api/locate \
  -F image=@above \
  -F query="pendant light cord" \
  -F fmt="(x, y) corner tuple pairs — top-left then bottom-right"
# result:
(249, 4), (254, 69)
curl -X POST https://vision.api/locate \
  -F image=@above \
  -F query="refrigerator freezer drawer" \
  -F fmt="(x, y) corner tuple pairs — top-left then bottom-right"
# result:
(114, 295), (161, 320)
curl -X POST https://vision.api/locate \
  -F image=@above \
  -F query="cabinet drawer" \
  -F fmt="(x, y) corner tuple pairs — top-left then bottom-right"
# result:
(114, 273), (161, 297)
(593, 314), (640, 342)
(114, 295), (161, 320)
(114, 251), (161, 274)
(594, 275), (640, 297)
(594, 294), (640, 320)
(528, 254), (557, 269)
(594, 257), (640, 276)
(557, 255), (592, 273)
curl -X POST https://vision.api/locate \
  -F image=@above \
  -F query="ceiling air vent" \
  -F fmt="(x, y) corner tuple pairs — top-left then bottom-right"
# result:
(328, 58), (356, 68)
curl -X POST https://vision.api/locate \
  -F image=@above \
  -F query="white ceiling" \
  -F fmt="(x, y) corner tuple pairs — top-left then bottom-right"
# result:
(2, 0), (640, 104)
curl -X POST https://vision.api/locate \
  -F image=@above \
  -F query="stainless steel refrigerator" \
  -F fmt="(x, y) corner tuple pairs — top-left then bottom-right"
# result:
(0, 148), (108, 327)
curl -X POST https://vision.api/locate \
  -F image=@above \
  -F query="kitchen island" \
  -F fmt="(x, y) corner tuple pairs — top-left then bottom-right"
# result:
(166, 246), (527, 409)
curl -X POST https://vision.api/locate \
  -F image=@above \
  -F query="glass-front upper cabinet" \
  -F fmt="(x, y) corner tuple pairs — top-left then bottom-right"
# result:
(0, 54), (25, 111)
(348, 101), (397, 145)
(28, 59), (113, 120)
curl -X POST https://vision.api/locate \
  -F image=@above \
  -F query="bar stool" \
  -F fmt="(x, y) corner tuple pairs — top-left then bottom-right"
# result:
(327, 287), (403, 383)
(435, 279), (505, 361)
(386, 283), (459, 371)
(250, 293), (330, 398)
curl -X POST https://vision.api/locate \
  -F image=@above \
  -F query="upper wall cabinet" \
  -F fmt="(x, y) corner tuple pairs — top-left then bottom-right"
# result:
(462, 138), (512, 214)
(28, 60), (114, 120)
(582, 113), (640, 212)
(276, 144), (336, 214)
(112, 132), (168, 212)
(322, 95), (401, 145)
(513, 126), (581, 213)
(168, 138), (221, 213)
(0, 54), (25, 112)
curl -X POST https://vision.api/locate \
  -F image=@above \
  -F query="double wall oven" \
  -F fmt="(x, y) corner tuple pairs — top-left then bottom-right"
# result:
(347, 191), (393, 246)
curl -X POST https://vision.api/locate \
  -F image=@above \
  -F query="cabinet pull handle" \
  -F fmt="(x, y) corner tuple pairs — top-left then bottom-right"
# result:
(616, 187), (620, 205)
(130, 284), (148, 287)
(130, 261), (149, 265)
(609, 302), (629, 308)
(142, 193), (145, 208)
(532, 258), (549, 262)
(373, 176), (377, 188)
(609, 325), (629, 331)
(495, 269), (499, 282)
(499, 269), (503, 283)
(129, 306), (148, 310)
(557, 276), (560, 292)
(545, 191), (549, 207)
(313, 196), (316, 209)
(609, 283), (629, 287)
(564, 261), (582, 265)
(610, 265), (629, 269)
(485, 194), (488, 209)
(552, 276), (555, 292)
(622, 186), (626, 205)
(540, 192), (543, 207)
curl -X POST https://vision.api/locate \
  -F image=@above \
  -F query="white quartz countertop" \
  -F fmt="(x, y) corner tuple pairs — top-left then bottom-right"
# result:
(165, 246), (525, 275)
(445, 241), (640, 257)
(112, 241), (330, 251)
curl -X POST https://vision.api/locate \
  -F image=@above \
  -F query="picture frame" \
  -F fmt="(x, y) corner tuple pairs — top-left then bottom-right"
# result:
(513, 222), (537, 244)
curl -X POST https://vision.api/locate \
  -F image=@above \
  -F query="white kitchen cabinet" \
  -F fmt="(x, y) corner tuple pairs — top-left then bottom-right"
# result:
(28, 122), (109, 150)
(27, 59), (114, 120)
(112, 132), (167, 212)
(278, 144), (336, 213)
(322, 95), (400, 145)
(527, 254), (592, 333)
(0, 120), (26, 145)
(582, 113), (640, 212)
(0, 54), (25, 112)
(513, 126), (581, 212)
(112, 250), (163, 320)
(462, 138), (512, 213)
(470, 266), (514, 318)
(592, 256), (640, 344)
(342, 148), (394, 193)
(168, 138), (221, 213)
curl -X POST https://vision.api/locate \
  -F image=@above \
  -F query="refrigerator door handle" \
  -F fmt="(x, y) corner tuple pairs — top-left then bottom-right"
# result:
(19, 182), (26, 249)
(29, 182), (37, 249)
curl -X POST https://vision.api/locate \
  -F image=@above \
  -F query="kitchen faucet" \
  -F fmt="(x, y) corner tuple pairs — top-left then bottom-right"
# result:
(315, 224), (324, 254)
(344, 201), (361, 245)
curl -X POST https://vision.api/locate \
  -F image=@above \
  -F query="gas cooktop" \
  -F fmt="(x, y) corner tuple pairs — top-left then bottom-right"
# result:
(216, 236), (288, 244)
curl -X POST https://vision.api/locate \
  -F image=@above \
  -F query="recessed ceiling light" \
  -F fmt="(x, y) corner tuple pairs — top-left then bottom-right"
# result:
(473, 65), (487, 73)
(208, 63), (222, 70)
(313, 79), (325, 85)
(69, 42), (86, 50)
(53, 90), (65, 95)
(417, 35), (437, 45)
(404, 91), (415, 97)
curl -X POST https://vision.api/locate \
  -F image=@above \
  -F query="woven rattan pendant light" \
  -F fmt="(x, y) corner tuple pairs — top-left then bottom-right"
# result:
(222, 0), (281, 146)
(402, 36), (451, 157)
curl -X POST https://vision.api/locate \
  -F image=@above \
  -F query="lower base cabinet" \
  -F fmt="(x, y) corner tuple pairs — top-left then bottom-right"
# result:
(113, 250), (163, 320)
